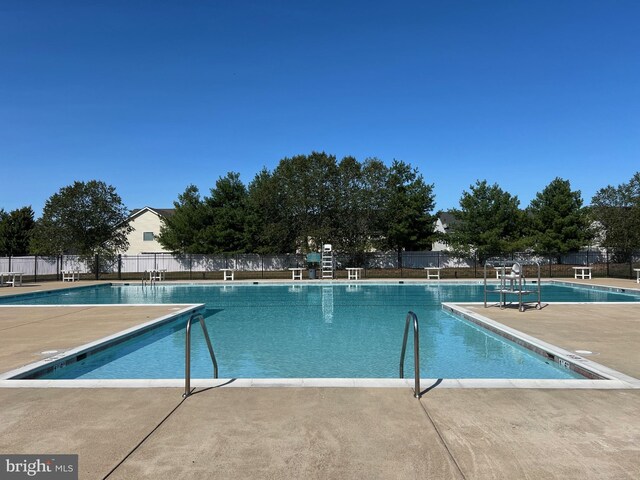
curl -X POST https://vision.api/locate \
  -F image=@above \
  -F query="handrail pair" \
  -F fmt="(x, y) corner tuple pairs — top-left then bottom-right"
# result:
(183, 312), (218, 398)
(141, 271), (157, 288)
(399, 311), (421, 398)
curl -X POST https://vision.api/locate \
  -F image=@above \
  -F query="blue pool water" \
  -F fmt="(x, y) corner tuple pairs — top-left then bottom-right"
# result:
(10, 283), (637, 380)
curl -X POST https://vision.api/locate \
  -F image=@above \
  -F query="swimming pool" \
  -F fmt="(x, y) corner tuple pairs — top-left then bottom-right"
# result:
(1, 281), (636, 306)
(5, 283), (638, 380)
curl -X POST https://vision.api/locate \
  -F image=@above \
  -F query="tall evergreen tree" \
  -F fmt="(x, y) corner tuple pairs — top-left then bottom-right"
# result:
(527, 177), (591, 257)
(202, 172), (248, 253)
(448, 180), (523, 263)
(0, 206), (36, 256)
(380, 160), (436, 259)
(157, 185), (209, 253)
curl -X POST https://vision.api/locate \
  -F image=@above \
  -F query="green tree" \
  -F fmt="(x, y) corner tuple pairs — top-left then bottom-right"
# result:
(273, 152), (339, 251)
(380, 160), (436, 259)
(245, 154), (397, 258)
(245, 169), (297, 254)
(30, 180), (131, 262)
(448, 180), (524, 263)
(201, 172), (248, 253)
(0, 206), (36, 256)
(159, 174), (249, 254)
(157, 185), (209, 253)
(246, 152), (340, 253)
(332, 157), (388, 260)
(163, 152), (438, 258)
(590, 172), (640, 259)
(527, 178), (592, 258)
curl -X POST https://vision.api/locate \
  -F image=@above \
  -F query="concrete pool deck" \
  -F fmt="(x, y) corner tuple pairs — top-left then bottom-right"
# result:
(0, 278), (639, 479)
(0, 304), (198, 373)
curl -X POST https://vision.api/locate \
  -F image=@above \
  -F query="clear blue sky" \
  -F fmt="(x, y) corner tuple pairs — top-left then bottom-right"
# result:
(1, 0), (638, 217)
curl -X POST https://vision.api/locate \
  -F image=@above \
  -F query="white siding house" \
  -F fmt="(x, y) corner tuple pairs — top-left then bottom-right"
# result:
(432, 212), (457, 252)
(123, 207), (175, 255)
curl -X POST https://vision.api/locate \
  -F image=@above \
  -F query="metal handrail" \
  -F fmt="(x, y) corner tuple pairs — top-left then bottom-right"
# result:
(399, 311), (421, 398)
(142, 271), (159, 288)
(183, 312), (218, 398)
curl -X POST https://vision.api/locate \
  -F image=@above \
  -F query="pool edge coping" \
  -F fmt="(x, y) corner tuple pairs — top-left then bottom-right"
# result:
(0, 377), (634, 389)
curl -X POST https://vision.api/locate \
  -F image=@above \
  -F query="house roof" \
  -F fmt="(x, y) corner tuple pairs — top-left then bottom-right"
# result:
(128, 207), (175, 220)
(439, 211), (458, 227)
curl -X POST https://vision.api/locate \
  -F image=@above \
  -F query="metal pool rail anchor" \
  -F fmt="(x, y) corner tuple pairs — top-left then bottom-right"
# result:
(183, 312), (218, 398)
(399, 311), (421, 399)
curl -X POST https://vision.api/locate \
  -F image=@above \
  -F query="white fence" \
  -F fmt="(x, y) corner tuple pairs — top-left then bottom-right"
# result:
(0, 249), (637, 280)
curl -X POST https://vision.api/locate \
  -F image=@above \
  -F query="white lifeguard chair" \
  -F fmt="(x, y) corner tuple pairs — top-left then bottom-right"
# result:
(322, 244), (334, 279)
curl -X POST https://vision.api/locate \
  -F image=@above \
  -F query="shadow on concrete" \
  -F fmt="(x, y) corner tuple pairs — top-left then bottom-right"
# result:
(420, 378), (443, 396)
(190, 378), (238, 396)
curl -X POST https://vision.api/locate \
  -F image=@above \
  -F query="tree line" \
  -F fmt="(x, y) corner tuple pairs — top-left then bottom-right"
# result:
(444, 173), (640, 263)
(0, 152), (639, 265)
(158, 152), (435, 262)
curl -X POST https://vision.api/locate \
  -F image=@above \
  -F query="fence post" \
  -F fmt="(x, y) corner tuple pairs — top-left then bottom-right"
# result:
(474, 253), (477, 278)
(261, 254), (264, 279)
(8, 255), (11, 272)
(34, 255), (38, 283)
(95, 254), (99, 280)
(117, 254), (122, 280)
(58, 255), (61, 281)
(189, 254), (192, 280)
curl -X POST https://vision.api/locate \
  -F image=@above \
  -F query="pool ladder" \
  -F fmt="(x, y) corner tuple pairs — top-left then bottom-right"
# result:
(399, 311), (421, 399)
(183, 312), (218, 398)
(141, 272), (157, 288)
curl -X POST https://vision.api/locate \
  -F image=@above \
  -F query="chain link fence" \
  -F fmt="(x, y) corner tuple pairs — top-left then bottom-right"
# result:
(1, 249), (638, 282)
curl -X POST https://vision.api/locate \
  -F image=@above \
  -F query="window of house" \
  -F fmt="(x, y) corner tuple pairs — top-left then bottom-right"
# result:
(143, 232), (155, 241)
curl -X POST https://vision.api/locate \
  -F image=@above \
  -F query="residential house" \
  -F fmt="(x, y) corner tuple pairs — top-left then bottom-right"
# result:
(432, 211), (457, 252)
(123, 207), (175, 255)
